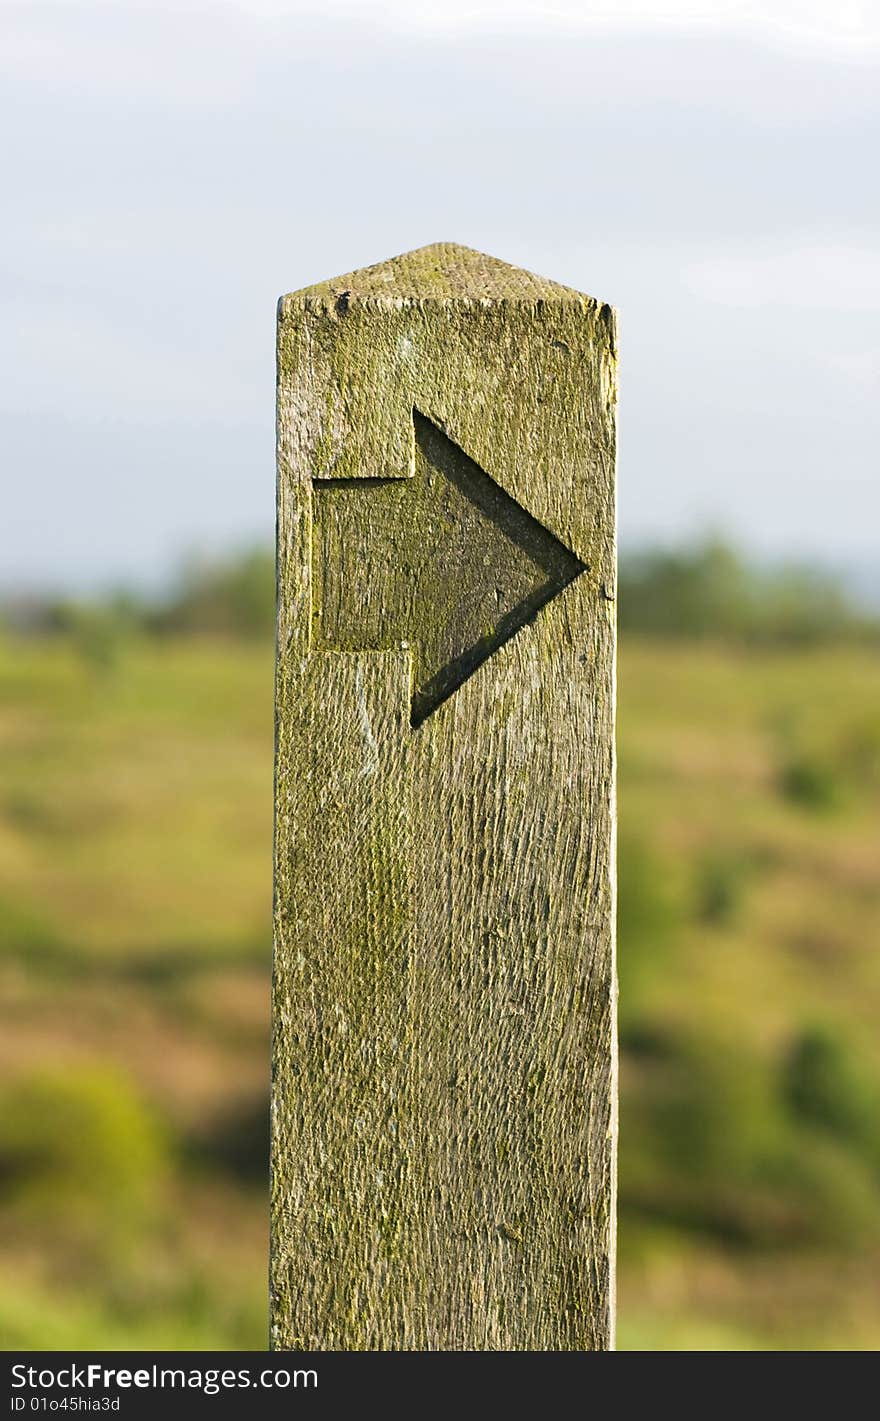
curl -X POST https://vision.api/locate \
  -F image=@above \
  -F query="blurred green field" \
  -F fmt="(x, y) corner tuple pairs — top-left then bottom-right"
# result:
(1, 631), (878, 1349)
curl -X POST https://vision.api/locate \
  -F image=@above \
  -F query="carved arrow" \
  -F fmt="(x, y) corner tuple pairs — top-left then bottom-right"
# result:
(312, 409), (586, 727)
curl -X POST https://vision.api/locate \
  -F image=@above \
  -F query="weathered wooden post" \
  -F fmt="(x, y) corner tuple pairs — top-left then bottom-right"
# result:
(271, 243), (617, 1351)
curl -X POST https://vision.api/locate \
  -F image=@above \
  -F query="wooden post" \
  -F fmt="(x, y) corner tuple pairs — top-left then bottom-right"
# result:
(271, 243), (618, 1351)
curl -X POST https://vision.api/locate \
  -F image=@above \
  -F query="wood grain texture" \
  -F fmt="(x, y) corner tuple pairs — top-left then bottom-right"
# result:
(272, 242), (618, 1350)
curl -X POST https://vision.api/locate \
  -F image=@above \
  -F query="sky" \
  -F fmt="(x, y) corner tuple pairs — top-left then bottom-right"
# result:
(2, 0), (878, 592)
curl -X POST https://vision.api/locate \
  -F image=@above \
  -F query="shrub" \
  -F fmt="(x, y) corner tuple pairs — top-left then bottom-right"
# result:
(152, 549), (275, 639)
(619, 539), (877, 644)
(617, 832), (684, 1025)
(0, 1065), (170, 1255)
(622, 1029), (880, 1250)
(695, 851), (750, 926)
(782, 1027), (879, 1164)
(779, 753), (843, 812)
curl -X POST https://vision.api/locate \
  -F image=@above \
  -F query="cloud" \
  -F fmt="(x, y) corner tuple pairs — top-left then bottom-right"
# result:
(355, 1), (880, 59)
(686, 243), (880, 310)
(826, 347), (880, 390)
(3, 1), (878, 131)
(3, 1), (880, 102)
(1, 0), (877, 580)
(9, 1), (880, 56)
(2, 303), (261, 423)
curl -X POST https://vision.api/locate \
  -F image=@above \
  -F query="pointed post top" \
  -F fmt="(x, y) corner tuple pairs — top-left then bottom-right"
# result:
(281, 241), (600, 310)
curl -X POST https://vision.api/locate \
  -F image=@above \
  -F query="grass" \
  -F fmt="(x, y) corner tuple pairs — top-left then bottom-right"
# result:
(1, 632), (879, 1349)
